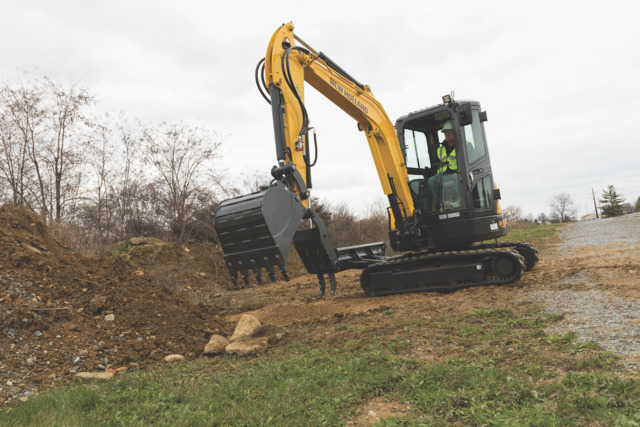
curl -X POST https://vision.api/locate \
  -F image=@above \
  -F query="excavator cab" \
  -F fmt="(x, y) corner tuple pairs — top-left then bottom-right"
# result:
(392, 98), (507, 251)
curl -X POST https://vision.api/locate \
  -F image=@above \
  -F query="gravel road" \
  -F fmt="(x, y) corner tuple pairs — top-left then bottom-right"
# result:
(522, 213), (640, 371)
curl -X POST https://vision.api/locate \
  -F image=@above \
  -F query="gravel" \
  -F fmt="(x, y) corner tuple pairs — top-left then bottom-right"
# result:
(523, 213), (640, 370)
(556, 212), (640, 251)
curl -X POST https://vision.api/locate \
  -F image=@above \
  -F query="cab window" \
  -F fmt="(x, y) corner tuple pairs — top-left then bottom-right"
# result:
(463, 110), (487, 164)
(472, 175), (493, 209)
(403, 129), (430, 169)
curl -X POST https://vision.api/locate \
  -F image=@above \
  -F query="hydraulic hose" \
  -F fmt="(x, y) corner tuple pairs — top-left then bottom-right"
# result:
(255, 58), (270, 104)
(281, 46), (311, 139)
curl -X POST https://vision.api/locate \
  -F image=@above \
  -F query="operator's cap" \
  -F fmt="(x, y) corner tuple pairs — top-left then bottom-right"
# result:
(441, 120), (453, 132)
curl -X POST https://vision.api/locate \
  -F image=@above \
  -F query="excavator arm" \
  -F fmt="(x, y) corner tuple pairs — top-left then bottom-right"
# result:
(262, 22), (414, 228)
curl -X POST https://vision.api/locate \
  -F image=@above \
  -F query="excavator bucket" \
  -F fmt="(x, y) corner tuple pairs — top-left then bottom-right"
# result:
(214, 182), (306, 287)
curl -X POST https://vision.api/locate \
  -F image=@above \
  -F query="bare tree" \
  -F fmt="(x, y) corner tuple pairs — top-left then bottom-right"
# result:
(144, 122), (222, 241)
(0, 107), (32, 205)
(549, 192), (574, 222)
(0, 80), (47, 216)
(502, 205), (523, 226)
(43, 77), (93, 222)
(0, 76), (93, 223)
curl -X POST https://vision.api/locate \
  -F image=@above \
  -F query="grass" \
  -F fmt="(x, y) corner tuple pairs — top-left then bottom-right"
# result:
(2, 305), (638, 426)
(498, 222), (564, 244)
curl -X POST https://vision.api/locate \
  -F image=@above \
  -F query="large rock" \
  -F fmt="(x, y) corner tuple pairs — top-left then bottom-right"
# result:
(204, 335), (229, 356)
(230, 314), (261, 342)
(225, 337), (269, 356)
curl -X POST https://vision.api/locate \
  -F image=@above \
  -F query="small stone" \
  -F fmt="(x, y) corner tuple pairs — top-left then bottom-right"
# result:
(104, 314), (115, 322)
(23, 391), (35, 398)
(89, 296), (107, 314)
(34, 330), (43, 337)
(75, 372), (114, 380)
(73, 357), (81, 365)
(7, 329), (16, 339)
(97, 364), (106, 370)
(26, 357), (36, 367)
(164, 354), (185, 363)
(225, 338), (269, 356)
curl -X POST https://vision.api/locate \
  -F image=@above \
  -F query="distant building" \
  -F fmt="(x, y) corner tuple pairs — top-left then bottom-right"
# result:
(581, 213), (598, 221)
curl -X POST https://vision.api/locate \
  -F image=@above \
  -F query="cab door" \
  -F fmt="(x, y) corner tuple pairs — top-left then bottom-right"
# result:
(460, 107), (496, 215)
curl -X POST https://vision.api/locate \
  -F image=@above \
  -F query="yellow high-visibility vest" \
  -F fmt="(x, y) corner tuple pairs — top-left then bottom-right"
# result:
(437, 145), (457, 173)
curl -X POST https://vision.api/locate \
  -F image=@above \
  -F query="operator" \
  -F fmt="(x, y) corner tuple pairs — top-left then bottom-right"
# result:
(425, 120), (460, 209)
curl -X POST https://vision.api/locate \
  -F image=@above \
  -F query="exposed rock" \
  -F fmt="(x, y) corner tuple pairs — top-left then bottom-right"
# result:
(75, 372), (114, 380)
(230, 314), (261, 342)
(89, 296), (107, 314)
(164, 354), (185, 363)
(204, 335), (229, 356)
(225, 337), (269, 356)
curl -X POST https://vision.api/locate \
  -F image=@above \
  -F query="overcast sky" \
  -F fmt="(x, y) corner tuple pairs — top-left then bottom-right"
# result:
(2, 0), (639, 218)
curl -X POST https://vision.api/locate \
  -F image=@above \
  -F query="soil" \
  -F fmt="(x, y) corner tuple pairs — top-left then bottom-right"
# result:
(1, 205), (638, 412)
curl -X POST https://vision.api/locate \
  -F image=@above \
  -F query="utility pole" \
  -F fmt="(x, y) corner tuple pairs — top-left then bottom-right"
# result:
(592, 188), (599, 219)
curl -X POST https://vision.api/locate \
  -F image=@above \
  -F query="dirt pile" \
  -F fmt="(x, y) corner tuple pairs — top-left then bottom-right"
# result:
(0, 205), (225, 403)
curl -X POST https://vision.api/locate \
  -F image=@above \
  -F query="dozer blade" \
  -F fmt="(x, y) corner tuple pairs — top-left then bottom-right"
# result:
(214, 182), (306, 287)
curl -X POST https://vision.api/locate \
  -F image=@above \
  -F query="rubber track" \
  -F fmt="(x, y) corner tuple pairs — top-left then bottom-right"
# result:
(475, 241), (539, 270)
(360, 248), (525, 296)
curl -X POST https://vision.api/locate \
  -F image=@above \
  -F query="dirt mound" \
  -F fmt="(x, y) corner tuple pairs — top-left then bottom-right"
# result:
(0, 205), (225, 402)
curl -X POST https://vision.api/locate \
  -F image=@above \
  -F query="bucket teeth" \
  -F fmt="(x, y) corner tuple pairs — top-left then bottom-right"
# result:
(329, 272), (337, 296)
(317, 274), (326, 297)
(214, 182), (307, 290)
(316, 272), (337, 297)
(250, 259), (262, 285)
(275, 255), (290, 281)
(228, 263), (239, 289)
(237, 261), (250, 287)
(264, 258), (276, 282)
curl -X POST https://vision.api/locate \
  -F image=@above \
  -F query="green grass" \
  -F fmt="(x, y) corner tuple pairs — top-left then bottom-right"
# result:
(2, 306), (638, 426)
(499, 222), (563, 244)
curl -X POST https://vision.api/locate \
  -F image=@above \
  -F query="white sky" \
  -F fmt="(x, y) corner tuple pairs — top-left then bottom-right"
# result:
(2, 0), (639, 218)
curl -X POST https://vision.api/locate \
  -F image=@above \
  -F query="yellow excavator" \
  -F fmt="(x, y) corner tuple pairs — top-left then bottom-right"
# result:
(214, 22), (537, 296)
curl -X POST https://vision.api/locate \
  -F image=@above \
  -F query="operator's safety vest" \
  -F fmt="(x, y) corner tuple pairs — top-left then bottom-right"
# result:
(437, 145), (457, 173)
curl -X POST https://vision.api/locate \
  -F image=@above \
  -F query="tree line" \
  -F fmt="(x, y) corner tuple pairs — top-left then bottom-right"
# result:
(503, 186), (639, 228)
(0, 75), (235, 253)
(0, 75), (387, 255)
